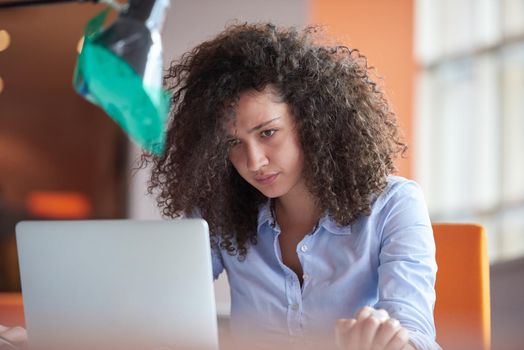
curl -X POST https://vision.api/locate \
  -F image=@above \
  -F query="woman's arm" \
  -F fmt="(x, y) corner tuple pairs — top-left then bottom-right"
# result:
(374, 180), (440, 350)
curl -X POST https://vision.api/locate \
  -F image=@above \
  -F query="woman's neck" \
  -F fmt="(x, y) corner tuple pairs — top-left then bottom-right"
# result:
(274, 185), (321, 232)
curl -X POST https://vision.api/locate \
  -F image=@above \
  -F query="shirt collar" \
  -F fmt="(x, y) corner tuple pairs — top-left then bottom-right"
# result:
(257, 200), (352, 235)
(257, 200), (275, 230)
(318, 214), (352, 235)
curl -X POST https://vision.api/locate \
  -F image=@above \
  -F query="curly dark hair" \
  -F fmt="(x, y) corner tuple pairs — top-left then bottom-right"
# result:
(143, 22), (406, 259)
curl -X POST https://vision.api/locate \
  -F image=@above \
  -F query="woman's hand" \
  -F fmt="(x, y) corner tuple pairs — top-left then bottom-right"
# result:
(335, 306), (414, 350)
(0, 325), (27, 350)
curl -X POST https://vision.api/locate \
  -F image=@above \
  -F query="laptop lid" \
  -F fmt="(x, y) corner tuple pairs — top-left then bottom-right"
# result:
(15, 219), (218, 350)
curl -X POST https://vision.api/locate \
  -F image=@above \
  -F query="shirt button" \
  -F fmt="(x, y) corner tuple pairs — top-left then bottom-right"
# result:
(300, 244), (308, 253)
(303, 273), (310, 281)
(291, 303), (300, 311)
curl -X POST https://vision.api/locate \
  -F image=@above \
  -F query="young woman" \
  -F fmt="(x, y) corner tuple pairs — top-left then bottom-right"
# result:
(0, 23), (439, 350)
(145, 23), (440, 350)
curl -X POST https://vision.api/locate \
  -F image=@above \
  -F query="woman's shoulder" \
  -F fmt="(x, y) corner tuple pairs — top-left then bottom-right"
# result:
(372, 175), (426, 212)
(356, 176), (432, 243)
(385, 175), (422, 193)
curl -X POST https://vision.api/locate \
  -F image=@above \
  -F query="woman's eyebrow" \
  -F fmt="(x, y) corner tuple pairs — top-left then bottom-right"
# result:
(247, 117), (281, 133)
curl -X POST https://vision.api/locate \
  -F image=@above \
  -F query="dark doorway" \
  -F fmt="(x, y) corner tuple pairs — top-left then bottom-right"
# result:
(0, 3), (128, 291)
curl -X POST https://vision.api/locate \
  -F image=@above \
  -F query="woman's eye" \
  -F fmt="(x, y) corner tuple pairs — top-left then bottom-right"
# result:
(227, 138), (241, 147)
(261, 129), (276, 138)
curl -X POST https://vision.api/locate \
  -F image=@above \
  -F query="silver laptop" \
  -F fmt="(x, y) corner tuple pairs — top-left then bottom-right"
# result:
(16, 219), (219, 350)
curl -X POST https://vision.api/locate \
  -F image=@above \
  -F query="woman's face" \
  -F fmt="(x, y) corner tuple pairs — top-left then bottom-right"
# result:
(226, 88), (306, 200)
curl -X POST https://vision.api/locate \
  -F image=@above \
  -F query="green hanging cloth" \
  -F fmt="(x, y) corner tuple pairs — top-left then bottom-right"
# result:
(74, 6), (170, 155)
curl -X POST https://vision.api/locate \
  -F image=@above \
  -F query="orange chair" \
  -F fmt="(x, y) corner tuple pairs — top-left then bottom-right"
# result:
(0, 292), (25, 327)
(432, 223), (491, 350)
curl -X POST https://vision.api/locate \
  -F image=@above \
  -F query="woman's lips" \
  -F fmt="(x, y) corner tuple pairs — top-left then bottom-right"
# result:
(255, 173), (279, 185)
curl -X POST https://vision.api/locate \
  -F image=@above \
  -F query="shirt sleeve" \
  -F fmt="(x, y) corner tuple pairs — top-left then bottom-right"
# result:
(186, 209), (224, 281)
(211, 240), (225, 280)
(374, 180), (441, 350)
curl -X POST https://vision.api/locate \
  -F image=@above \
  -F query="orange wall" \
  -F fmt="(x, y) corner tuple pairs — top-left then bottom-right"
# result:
(309, 0), (416, 178)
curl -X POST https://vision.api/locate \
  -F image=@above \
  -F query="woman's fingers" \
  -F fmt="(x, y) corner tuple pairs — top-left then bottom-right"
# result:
(356, 314), (383, 349)
(383, 326), (410, 350)
(335, 318), (357, 349)
(371, 309), (390, 323)
(0, 326), (27, 344)
(354, 307), (390, 349)
(336, 308), (410, 350)
(371, 318), (401, 350)
(338, 307), (391, 350)
(356, 306), (374, 321)
(356, 306), (389, 322)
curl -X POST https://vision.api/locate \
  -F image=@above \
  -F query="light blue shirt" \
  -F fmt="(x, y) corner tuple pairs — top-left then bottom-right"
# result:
(211, 176), (440, 349)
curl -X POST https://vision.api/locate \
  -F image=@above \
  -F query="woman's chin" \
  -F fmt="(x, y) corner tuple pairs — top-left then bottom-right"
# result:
(256, 187), (285, 199)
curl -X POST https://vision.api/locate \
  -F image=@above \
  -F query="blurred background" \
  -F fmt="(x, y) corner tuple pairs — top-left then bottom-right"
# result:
(0, 0), (523, 348)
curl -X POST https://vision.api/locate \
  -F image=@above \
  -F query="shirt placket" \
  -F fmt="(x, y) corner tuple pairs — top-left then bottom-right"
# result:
(271, 225), (303, 337)
(293, 233), (315, 332)
(281, 235), (318, 337)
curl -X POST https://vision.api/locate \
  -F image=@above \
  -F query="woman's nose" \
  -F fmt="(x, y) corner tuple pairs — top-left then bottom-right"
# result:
(246, 144), (269, 172)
